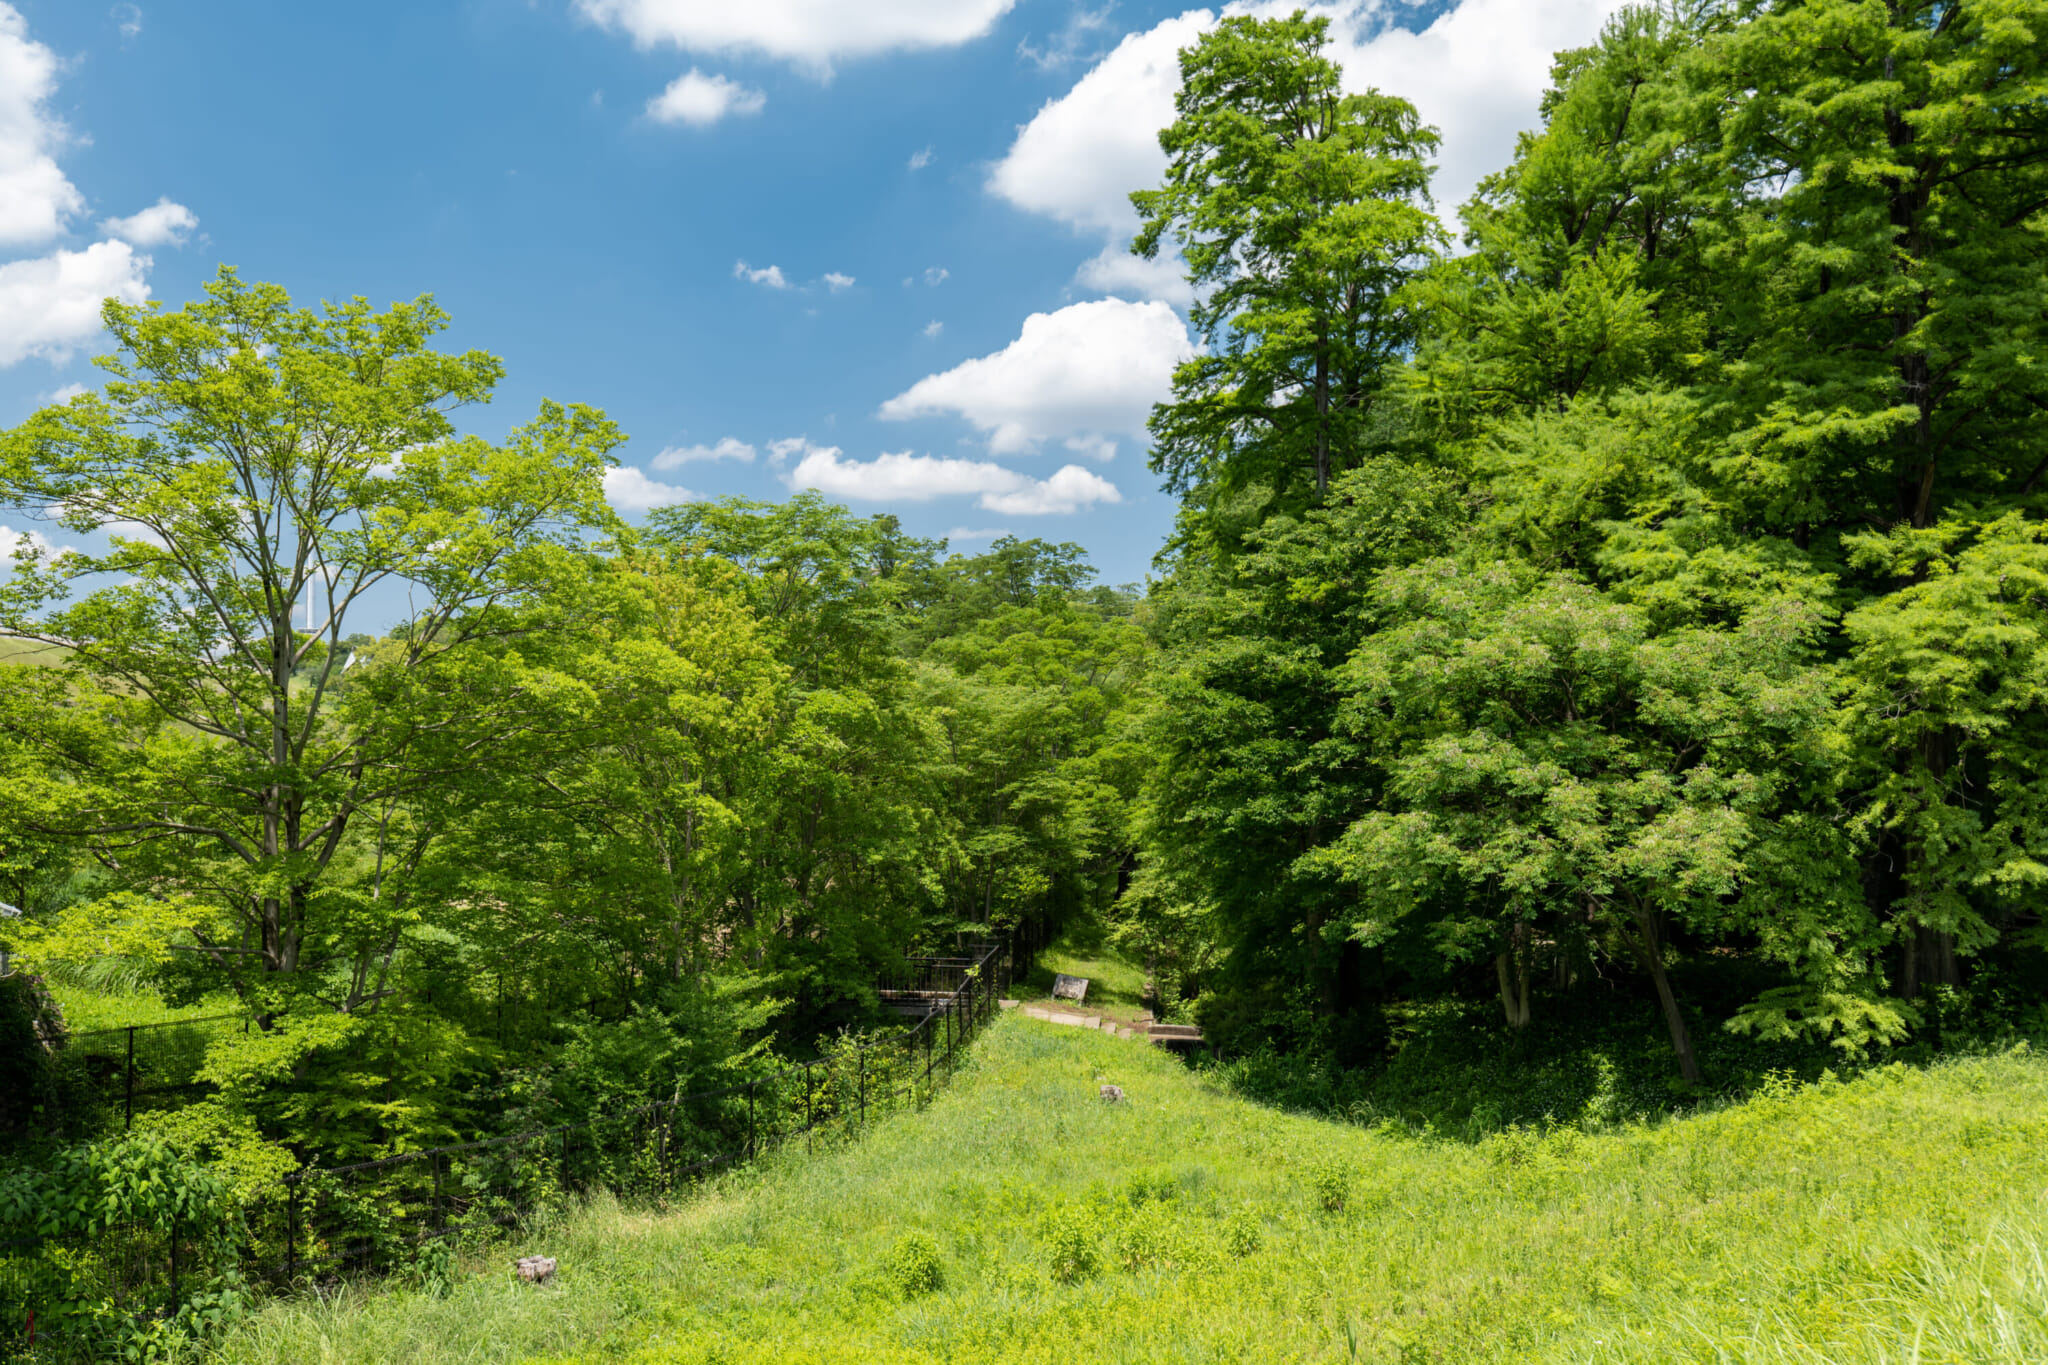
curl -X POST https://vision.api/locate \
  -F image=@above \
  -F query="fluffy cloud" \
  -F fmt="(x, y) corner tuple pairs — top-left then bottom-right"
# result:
(0, 6), (187, 368)
(990, 0), (1628, 295)
(922, 320), (943, 338)
(733, 259), (790, 289)
(38, 381), (86, 403)
(577, 0), (1018, 71)
(879, 298), (1191, 459)
(907, 146), (933, 170)
(782, 445), (1121, 516)
(0, 523), (74, 561)
(101, 197), (199, 247)
(651, 436), (754, 469)
(1328, 0), (1630, 222)
(646, 69), (766, 125)
(0, 242), (152, 367)
(945, 526), (1010, 543)
(111, 5), (143, 39)
(603, 465), (696, 512)
(987, 11), (1207, 238)
(1075, 243), (1194, 307)
(0, 5), (85, 247)
(823, 271), (855, 292)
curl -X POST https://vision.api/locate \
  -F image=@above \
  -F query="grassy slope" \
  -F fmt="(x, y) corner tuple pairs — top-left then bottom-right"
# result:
(0, 638), (69, 668)
(217, 1019), (2048, 1365)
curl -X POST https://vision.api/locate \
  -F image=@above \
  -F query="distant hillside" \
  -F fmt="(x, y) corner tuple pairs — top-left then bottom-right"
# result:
(0, 638), (69, 668)
(218, 1020), (2048, 1365)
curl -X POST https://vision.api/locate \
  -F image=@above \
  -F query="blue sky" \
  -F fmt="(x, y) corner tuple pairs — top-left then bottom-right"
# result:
(0, 0), (1626, 589)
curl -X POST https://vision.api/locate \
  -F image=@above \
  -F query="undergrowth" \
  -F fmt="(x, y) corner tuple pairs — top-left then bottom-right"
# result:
(212, 1017), (2048, 1364)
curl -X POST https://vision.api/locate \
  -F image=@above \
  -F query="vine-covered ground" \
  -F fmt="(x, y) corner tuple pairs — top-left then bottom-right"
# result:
(216, 1018), (2048, 1364)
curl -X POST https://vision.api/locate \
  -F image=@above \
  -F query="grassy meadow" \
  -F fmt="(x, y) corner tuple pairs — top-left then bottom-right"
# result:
(212, 1017), (2048, 1365)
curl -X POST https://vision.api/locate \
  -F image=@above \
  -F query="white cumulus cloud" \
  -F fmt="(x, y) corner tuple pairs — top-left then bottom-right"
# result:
(823, 271), (855, 292)
(782, 445), (1121, 516)
(0, 4), (86, 247)
(945, 526), (1011, 543)
(0, 242), (152, 367)
(988, 11), (1207, 238)
(577, 0), (1018, 72)
(604, 465), (696, 512)
(37, 381), (86, 403)
(990, 0), (1628, 302)
(651, 436), (755, 469)
(646, 68), (766, 125)
(101, 197), (198, 247)
(0, 6), (185, 368)
(733, 259), (790, 289)
(1075, 243), (1194, 307)
(908, 145), (933, 170)
(111, 4), (143, 39)
(1327, 0), (1630, 224)
(922, 320), (943, 338)
(879, 298), (1191, 459)
(0, 523), (74, 560)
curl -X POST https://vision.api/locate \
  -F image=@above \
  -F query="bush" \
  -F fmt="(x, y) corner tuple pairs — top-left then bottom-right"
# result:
(1309, 1160), (1349, 1213)
(0, 1134), (247, 1361)
(1224, 1205), (1263, 1258)
(884, 1232), (944, 1298)
(1039, 1204), (1099, 1284)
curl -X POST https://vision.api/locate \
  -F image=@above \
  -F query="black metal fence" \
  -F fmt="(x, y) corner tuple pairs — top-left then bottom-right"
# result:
(2, 934), (1029, 1356)
(0, 1218), (206, 1355)
(263, 937), (1019, 1287)
(57, 1013), (254, 1130)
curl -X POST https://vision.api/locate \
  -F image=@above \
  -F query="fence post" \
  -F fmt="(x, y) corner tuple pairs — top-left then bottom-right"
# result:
(747, 1080), (756, 1160)
(858, 1044), (867, 1131)
(805, 1062), (814, 1156)
(285, 1176), (298, 1282)
(124, 1025), (135, 1131)
(432, 1149), (443, 1239)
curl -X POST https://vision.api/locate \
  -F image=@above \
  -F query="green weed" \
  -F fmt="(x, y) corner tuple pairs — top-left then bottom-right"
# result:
(211, 1020), (2048, 1365)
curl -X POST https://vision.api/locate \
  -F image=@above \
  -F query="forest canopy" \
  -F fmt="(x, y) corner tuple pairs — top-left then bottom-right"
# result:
(2, 0), (2047, 1177)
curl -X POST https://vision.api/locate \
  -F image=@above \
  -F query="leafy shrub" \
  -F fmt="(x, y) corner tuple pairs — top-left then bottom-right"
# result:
(1309, 1160), (1349, 1213)
(1224, 1205), (1263, 1258)
(1039, 1204), (1099, 1284)
(884, 1232), (944, 1298)
(0, 1134), (247, 1361)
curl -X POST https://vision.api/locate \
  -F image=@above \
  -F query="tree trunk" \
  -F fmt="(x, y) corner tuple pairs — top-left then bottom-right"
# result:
(1623, 904), (1702, 1084)
(1495, 924), (1531, 1028)
(1897, 726), (1962, 997)
(1312, 341), (1331, 496)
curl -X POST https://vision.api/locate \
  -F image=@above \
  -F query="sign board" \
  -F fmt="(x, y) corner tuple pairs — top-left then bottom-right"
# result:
(1051, 973), (1090, 1002)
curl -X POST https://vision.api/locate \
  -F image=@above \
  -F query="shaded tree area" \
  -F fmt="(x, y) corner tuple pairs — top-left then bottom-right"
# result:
(0, 279), (1151, 1171)
(1132, 1), (2048, 1097)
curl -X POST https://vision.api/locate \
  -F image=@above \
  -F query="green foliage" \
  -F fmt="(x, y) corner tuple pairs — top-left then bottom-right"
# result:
(1038, 1202), (1100, 1285)
(883, 1231), (944, 1298)
(0, 1133), (247, 1361)
(208, 1020), (2048, 1365)
(1307, 1160), (1349, 1214)
(1135, 11), (1442, 513)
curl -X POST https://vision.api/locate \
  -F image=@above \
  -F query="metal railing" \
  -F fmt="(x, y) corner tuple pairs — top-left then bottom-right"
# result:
(57, 1013), (254, 1130)
(265, 937), (1020, 1287)
(2, 931), (1033, 1355)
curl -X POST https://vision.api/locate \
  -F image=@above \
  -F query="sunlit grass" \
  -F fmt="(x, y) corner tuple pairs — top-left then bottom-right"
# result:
(43, 983), (243, 1035)
(1013, 920), (1149, 1016)
(213, 1020), (2048, 1365)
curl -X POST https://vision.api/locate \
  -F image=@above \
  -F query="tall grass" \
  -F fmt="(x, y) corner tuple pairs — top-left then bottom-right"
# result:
(213, 1022), (2048, 1364)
